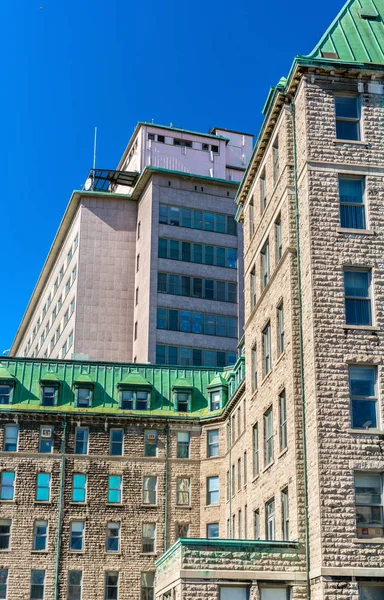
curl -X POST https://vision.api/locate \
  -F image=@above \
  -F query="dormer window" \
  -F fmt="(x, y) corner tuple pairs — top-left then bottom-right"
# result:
(210, 390), (221, 411)
(117, 373), (152, 411)
(176, 393), (190, 412)
(42, 387), (56, 407)
(172, 378), (193, 413)
(0, 385), (13, 405)
(76, 387), (93, 408)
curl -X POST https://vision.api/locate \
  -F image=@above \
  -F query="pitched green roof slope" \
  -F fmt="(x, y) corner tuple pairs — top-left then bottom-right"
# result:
(307, 0), (384, 65)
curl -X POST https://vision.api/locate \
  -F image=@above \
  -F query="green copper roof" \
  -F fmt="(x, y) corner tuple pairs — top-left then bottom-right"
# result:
(0, 365), (15, 380)
(40, 371), (61, 383)
(119, 372), (152, 387)
(73, 373), (94, 385)
(207, 374), (228, 389)
(307, 0), (384, 65)
(172, 377), (193, 389)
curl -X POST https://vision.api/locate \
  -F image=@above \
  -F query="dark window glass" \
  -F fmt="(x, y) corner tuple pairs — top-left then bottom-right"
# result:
(169, 207), (179, 226)
(181, 208), (192, 228)
(205, 280), (214, 299)
(159, 205), (168, 224)
(156, 345), (166, 364)
(192, 313), (203, 334)
(158, 273), (167, 293)
(182, 242), (191, 262)
(193, 278), (202, 298)
(180, 312), (191, 332)
(168, 310), (178, 331)
(169, 274), (180, 295)
(216, 247), (225, 267)
(344, 270), (372, 325)
(157, 308), (167, 329)
(216, 214), (226, 233)
(205, 246), (214, 265)
(339, 177), (365, 229)
(216, 281), (225, 301)
(193, 245), (203, 263)
(168, 346), (178, 365)
(181, 276), (190, 296)
(193, 349), (202, 366)
(204, 213), (215, 231)
(193, 211), (203, 229)
(158, 239), (168, 258)
(169, 240), (180, 260)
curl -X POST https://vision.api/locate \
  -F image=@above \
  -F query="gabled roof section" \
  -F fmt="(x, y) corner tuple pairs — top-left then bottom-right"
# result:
(118, 372), (152, 388)
(207, 374), (228, 389)
(73, 373), (95, 386)
(0, 365), (15, 381)
(307, 0), (384, 65)
(172, 378), (193, 390)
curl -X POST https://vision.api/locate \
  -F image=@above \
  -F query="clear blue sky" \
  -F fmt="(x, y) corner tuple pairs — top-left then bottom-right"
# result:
(0, 0), (342, 353)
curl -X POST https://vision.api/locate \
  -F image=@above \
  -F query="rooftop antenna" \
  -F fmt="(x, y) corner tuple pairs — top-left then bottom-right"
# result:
(84, 126), (97, 191)
(93, 126), (97, 171)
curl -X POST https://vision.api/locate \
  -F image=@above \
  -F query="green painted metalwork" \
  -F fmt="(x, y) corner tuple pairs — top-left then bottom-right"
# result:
(0, 358), (242, 418)
(0, 365), (15, 380)
(207, 374), (228, 389)
(307, 0), (384, 64)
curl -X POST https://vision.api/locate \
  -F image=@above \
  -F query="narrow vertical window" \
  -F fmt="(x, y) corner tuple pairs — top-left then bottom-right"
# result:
(0, 472), (15, 500)
(108, 475), (122, 504)
(339, 177), (365, 229)
(136, 254), (140, 272)
(275, 214), (282, 262)
(335, 95), (360, 140)
(0, 570), (7, 599)
(0, 520), (11, 550)
(277, 303), (284, 356)
(244, 504), (248, 539)
(250, 267), (257, 309)
(261, 239), (270, 289)
(70, 521), (84, 551)
(144, 430), (158, 457)
(141, 573), (155, 600)
(249, 196), (255, 239)
(207, 476), (219, 504)
(238, 509), (242, 539)
(36, 473), (51, 502)
(105, 573), (119, 600)
(137, 221), (141, 239)
(110, 429), (123, 456)
(279, 390), (287, 451)
(344, 269), (372, 326)
(33, 520), (47, 551)
(143, 476), (157, 505)
(355, 472), (383, 538)
(265, 498), (275, 540)
(349, 366), (378, 429)
(68, 572), (82, 600)
(244, 451), (247, 485)
(177, 432), (190, 458)
(264, 407), (274, 466)
(3, 425), (18, 451)
(135, 287), (139, 305)
(207, 429), (219, 457)
(72, 474), (86, 503)
(262, 322), (272, 376)
(30, 570), (45, 600)
(237, 457), (241, 490)
(231, 464), (235, 496)
(254, 509), (260, 539)
(106, 522), (120, 552)
(176, 478), (190, 505)
(281, 488), (289, 541)
(74, 428), (89, 455)
(272, 138), (279, 184)
(260, 171), (267, 211)
(251, 345), (257, 393)
(142, 523), (156, 553)
(134, 321), (138, 340)
(253, 424), (259, 477)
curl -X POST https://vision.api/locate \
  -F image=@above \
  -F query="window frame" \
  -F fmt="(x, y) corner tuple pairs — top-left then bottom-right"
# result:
(35, 472), (51, 502)
(69, 520), (85, 552)
(33, 519), (48, 552)
(30, 569), (45, 600)
(0, 471), (15, 501)
(335, 93), (361, 141)
(108, 475), (122, 504)
(265, 497), (276, 540)
(142, 522), (156, 554)
(207, 429), (219, 458)
(74, 427), (89, 455)
(264, 407), (274, 466)
(344, 267), (373, 326)
(3, 424), (18, 452)
(339, 175), (366, 230)
(349, 365), (379, 429)
(279, 390), (287, 451)
(207, 475), (219, 505)
(143, 476), (157, 505)
(106, 521), (120, 553)
(0, 519), (11, 551)
(176, 477), (190, 506)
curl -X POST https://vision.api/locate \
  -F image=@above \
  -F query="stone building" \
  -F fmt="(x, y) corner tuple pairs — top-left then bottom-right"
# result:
(10, 124), (252, 367)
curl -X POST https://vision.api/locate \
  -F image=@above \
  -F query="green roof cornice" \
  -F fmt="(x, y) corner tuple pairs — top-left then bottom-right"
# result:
(73, 373), (95, 386)
(40, 371), (61, 383)
(0, 365), (15, 381)
(172, 378), (193, 390)
(207, 374), (228, 389)
(118, 372), (152, 388)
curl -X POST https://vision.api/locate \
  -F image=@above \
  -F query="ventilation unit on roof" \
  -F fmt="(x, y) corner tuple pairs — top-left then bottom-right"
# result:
(321, 51), (339, 59)
(358, 9), (379, 20)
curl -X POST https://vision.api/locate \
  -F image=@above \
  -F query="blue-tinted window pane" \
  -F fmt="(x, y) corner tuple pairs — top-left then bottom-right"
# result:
(227, 353), (237, 366)
(0, 472), (15, 500)
(344, 271), (369, 298)
(216, 214), (226, 233)
(192, 350), (202, 366)
(339, 179), (363, 204)
(168, 347), (178, 365)
(36, 473), (50, 501)
(170, 240), (180, 260)
(205, 280), (215, 299)
(216, 248), (225, 267)
(216, 316), (226, 337)
(205, 246), (214, 265)
(181, 208), (191, 228)
(168, 310), (178, 331)
(352, 400), (377, 428)
(193, 211), (203, 229)
(340, 178), (365, 229)
(159, 205), (168, 224)
(181, 277), (190, 296)
(179, 348), (191, 366)
(169, 207), (179, 226)
(180, 312), (191, 332)
(108, 476), (121, 503)
(158, 272), (167, 293)
(204, 213), (214, 231)
(336, 120), (359, 141)
(345, 299), (371, 325)
(182, 242), (191, 262)
(217, 352), (226, 368)
(227, 249), (237, 268)
(203, 351), (215, 367)
(72, 474), (86, 502)
(192, 313), (203, 334)
(350, 367), (376, 397)
(335, 96), (359, 119)
(207, 523), (219, 538)
(157, 308), (167, 330)
(158, 239), (168, 258)
(340, 204), (365, 229)
(204, 314), (215, 335)
(193, 245), (203, 264)
(156, 346), (166, 364)
(169, 274), (180, 295)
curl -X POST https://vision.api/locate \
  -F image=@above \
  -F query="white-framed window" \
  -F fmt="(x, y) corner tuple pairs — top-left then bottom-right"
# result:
(68, 571), (82, 600)
(141, 572), (155, 600)
(279, 390), (287, 451)
(262, 322), (272, 376)
(275, 214), (282, 262)
(260, 170), (267, 211)
(250, 267), (257, 309)
(355, 472), (383, 538)
(4, 425), (18, 452)
(75, 387), (93, 408)
(177, 432), (190, 458)
(265, 497), (275, 540)
(349, 366), (378, 429)
(254, 508), (260, 539)
(36, 473), (51, 502)
(74, 428), (89, 454)
(335, 94), (360, 140)
(207, 429), (219, 457)
(264, 407), (274, 466)
(281, 488), (289, 541)
(272, 139), (279, 184)
(261, 239), (270, 289)
(359, 584), (384, 600)
(119, 389), (150, 410)
(210, 390), (221, 411)
(105, 572), (119, 600)
(70, 521), (84, 552)
(207, 522), (219, 539)
(106, 522), (120, 552)
(176, 478), (190, 506)
(0, 519), (11, 550)
(30, 569), (45, 600)
(143, 476), (157, 505)
(0, 471), (15, 500)
(108, 475), (122, 504)
(339, 176), (366, 229)
(33, 520), (47, 551)
(142, 523), (156, 553)
(277, 303), (284, 356)
(110, 429), (123, 456)
(39, 426), (54, 453)
(72, 473), (86, 503)
(344, 268), (372, 326)
(207, 476), (219, 505)
(251, 345), (257, 393)
(144, 430), (158, 457)
(253, 424), (259, 477)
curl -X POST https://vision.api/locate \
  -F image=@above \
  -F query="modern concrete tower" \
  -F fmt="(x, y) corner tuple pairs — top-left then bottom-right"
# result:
(10, 124), (252, 366)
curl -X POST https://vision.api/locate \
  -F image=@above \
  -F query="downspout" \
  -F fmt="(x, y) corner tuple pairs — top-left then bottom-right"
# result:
(54, 414), (67, 600)
(229, 419), (232, 538)
(164, 422), (169, 551)
(290, 102), (311, 599)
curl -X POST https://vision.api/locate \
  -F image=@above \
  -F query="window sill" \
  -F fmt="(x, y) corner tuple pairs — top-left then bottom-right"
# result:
(347, 428), (384, 436)
(69, 502), (87, 506)
(278, 448), (288, 459)
(261, 370), (273, 387)
(34, 501), (52, 505)
(175, 505), (192, 509)
(252, 474), (260, 483)
(141, 504), (158, 508)
(263, 461), (275, 474)
(205, 504), (220, 508)
(337, 228), (374, 236)
(343, 325), (379, 332)
(353, 537), (384, 544)
(105, 503), (124, 507)
(0, 500), (15, 504)
(140, 552), (158, 556)
(31, 550), (48, 554)
(275, 352), (286, 368)
(333, 139), (369, 146)
(0, 549), (10, 553)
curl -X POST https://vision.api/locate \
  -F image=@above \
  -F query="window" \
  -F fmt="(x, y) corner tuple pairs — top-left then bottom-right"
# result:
(71, 266), (77, 283)
(0, 520), (11, 550)
(68, 571), (82, 600)
(137, 221), (141, 239)
(0, 570), (8, 600)
(4, 424), (18, 451)
(207, 429), (219, 457)
(250, 267), (256, 309)
(108, 475), (122, 504)
(272, 139), (279, 184)
(335, 95), (360, 140)
(264, 408), (274, 466)
(344, 269), (372, 326)
(0, 472), (14, 500)
(76, 387), (92, 408)
(31, 570), (45, 600)
(41, 386), (57, 407)
(74, 428), (89, 454)
(39, 426), (54, 453)
(36, 473), (51, 502)
(207, 523), (219, 538)
(277, 303), (284, 356)
(207, 476), (219, 505)
(176, 392), (190, 412)
(141, 572), (155, 600)
(136, 254), (140, 272)
(119, 389), (150, 410)
(281, 488), (289, 540)
(249, 196), (255, 239)
(106, 522), (120, 552)
(251, 345), (257, 393)
(158, 238), (237, 268)
(70, 521), (84, 551)
(260, 588), (289, 600)
(210, 390), (221, 411)
(33, 520), (47, 551)
(0, 385), (12, 405)
(157, 308), (237, 338)
(175, 523), (190, 540)
(349, 366), (378, 429)
(261, 239), (270, 289)
(237, 458), (242, 490)
(142, 523), (156, 553)
(105, 573), (119, 600)
(244, 451), (247, 485)
(355, 472), (383, 538)
(262, 322), (272, 376)
(360, 585), (384, 600)
(144, 430), (158, 457)
(279, 391), (287, 451)
(156, 345), (236, 368)
(265, 498), (275, 540)
(260, 171), (267, 211)
(143, 476), (157, 505)
(110, 429), (124, 456)
(177, 432), (190, 458)
(158, 272), (237, 303)
(220, 586), (249, 600)
(254, 509), (260, 539)
(72, 474), (86, 502)
(339, 176), (365, 229)
(173, 138), (192, 148)
(177, 478), (190, 505)
(275, 215), (282, 262)
(238, 509), (242, 538)
(231, 464), (235, 496)
(134, 321), (138, 340)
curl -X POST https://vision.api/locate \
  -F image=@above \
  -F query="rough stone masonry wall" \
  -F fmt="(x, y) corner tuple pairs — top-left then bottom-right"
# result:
(0, 415), (202, 599)
(300, 74), (384, 572)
